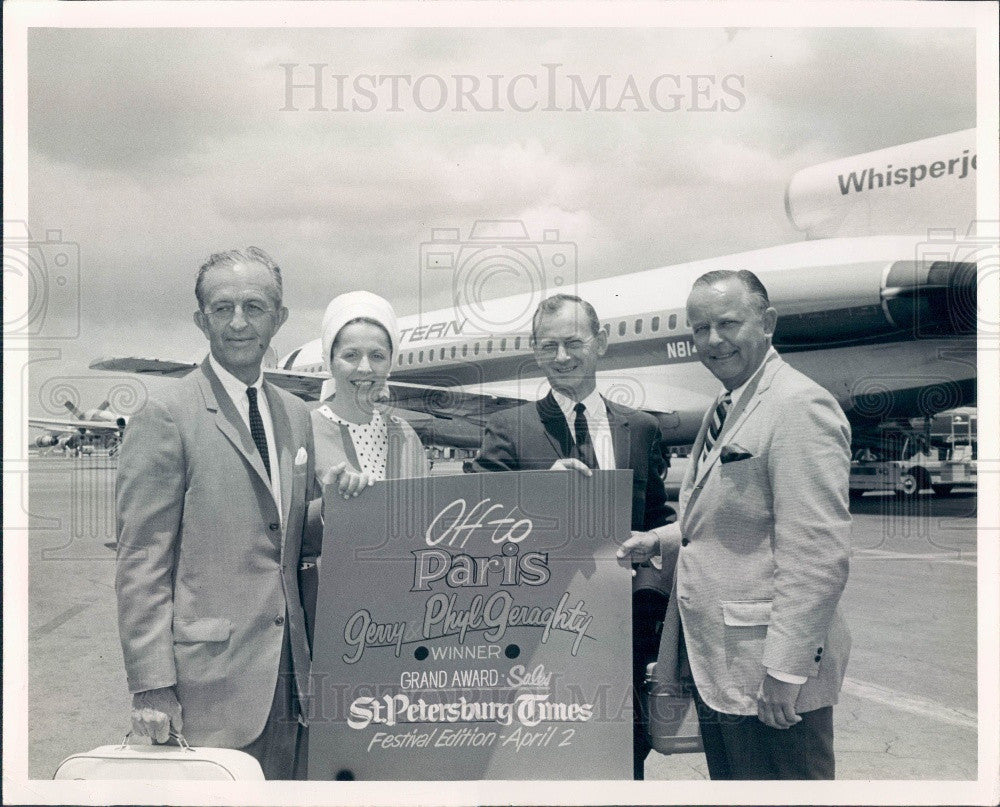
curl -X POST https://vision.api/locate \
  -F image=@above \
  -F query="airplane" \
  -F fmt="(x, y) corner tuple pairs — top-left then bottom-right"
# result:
(29, 399), (129, 456)
(91, 129), (983, 454)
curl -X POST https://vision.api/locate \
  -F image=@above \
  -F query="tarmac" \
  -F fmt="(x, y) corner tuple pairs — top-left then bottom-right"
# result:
(24, 455), (978, 781)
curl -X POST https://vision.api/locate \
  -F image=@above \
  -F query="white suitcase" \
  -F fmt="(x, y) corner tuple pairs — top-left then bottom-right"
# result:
(53, 734), (264, 780)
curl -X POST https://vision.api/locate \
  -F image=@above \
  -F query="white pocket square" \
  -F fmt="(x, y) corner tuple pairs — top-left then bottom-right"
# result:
(295, 447), (308, 465)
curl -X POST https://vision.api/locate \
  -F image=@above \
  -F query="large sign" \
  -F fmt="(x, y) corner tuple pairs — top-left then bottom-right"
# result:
(308, 470), (634, 780)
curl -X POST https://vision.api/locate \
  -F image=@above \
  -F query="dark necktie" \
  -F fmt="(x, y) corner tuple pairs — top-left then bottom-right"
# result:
(246, 387), (271, 480)
(573, 402), (598, 470)
(700, 391), (732, 465)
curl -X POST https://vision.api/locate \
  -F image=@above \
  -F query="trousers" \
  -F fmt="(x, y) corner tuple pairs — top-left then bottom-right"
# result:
(238, 624), (307, 780)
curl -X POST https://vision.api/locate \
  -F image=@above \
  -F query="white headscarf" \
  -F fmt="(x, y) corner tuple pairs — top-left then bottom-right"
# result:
(319, 291), (399, 399)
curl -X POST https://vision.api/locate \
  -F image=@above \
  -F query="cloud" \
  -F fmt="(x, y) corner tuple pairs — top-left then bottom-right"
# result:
(29, 29), (272, 170)
(24, 25), (979, 390)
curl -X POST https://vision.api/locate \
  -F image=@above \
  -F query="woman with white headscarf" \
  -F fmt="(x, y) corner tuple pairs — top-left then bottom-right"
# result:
(301, 291), (428, 642)
(312, 290), (427, 488)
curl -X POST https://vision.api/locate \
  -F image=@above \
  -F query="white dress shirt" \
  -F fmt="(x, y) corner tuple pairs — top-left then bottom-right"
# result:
(210, 355), (283, 517)
(550, 387), (616, 470)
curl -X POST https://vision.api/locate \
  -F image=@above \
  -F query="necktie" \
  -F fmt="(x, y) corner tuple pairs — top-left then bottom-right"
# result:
(573, 402), (598, 469)
(246, 387), (271, 480)
(700, 391), (732, 465)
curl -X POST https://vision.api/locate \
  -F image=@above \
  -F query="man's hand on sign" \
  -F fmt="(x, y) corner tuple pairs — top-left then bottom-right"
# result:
(549, 458), (593, 477)
(617, 522), (682, 573)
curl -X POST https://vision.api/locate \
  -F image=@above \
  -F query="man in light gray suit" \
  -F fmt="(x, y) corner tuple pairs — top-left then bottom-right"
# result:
(621, 269), (851, 779)
(116, 247), (316, 779)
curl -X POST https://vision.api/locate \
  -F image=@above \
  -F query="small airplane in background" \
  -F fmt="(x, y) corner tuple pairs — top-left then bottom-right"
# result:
(29, 399), (129, 456)
(91, 129), (984, 453)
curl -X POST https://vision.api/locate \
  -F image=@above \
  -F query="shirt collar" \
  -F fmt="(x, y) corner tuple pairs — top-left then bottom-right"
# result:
(725, 346), (777, 405)
(209, 353), (263, 402)
(550, 385), (606, 422)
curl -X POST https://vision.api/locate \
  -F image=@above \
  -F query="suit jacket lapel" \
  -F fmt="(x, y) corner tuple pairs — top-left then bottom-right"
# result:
(720, 352), (782, 446)
(536, 391), (573, 460)
(263, 380), (293, 529)
(603, 398), (631, 471)
(199, 362), (274, 506)
(692, 352), (781, 488)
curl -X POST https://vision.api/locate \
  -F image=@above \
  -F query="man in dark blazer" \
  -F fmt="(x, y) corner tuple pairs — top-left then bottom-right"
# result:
(472, 293), (673, 779)
(115, 247), (317, 779)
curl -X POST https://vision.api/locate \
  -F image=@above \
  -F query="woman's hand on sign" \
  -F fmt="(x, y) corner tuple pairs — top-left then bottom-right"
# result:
(322, 461), (374, 499)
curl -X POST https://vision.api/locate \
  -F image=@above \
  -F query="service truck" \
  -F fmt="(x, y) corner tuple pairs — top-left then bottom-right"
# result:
(849, 409), (976, 498)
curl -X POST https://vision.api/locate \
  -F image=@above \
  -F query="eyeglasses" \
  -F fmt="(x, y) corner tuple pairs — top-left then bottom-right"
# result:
(205, 301), (276, 322)
(533, 334), (598, 358)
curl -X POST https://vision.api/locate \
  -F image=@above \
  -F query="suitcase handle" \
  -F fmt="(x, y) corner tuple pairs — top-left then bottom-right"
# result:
(120, 728), (194, 751)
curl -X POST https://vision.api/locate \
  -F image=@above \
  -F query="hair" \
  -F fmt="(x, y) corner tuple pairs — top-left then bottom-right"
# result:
(331, 317), (393, 357)
(530, 293), (602, 342)
(195, 247), (283, 308)
(691, 269), (770, 314)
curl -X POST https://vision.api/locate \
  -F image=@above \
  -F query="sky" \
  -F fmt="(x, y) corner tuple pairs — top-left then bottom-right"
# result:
(19, 24), (978, 418)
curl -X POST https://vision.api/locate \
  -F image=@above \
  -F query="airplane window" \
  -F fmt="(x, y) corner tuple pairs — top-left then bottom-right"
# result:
(672, 314), (679, 329)
(515, 337), (521, 350)
(618, 321), (626, 336)
(635, 319), (642, 334)
(474, 343), (480, 355)
(398, 355), (404, 366)
(486, 340), (492, 353)
(451, 346), (456, 359)
(500, 338), (506, 351)
(652, 316), (660, 332)
(462, 345), (468, 357)
(408, 353), (413, 365)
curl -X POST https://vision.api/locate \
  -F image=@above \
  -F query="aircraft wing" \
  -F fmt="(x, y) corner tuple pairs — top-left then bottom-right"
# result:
(89, 357), (199, 377)
(385, 381), (528, 425)
(260, 370), (531, 422)
(261, 368), (328, 401)
(258, 373), (528, 448)
(90, 357), (328, 399)
(28, 418), (122, 432)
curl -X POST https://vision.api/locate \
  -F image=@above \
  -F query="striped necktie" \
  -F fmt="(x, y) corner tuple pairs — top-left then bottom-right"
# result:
(700, 391), (732, 466)
(246, 387), (271, 480)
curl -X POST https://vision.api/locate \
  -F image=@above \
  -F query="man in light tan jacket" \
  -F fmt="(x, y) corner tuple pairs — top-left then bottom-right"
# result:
(116, 247), (316, 779)
(622, 269), (851, 779)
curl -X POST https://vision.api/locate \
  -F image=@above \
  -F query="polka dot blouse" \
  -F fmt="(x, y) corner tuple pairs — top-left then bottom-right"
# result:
(324, 408), (389, 480)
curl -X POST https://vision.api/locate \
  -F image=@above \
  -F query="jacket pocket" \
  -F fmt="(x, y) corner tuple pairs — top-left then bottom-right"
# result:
(721, 600), (772, 627)
(173, 617), (233, 643)
(718, 455), (764, 477)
